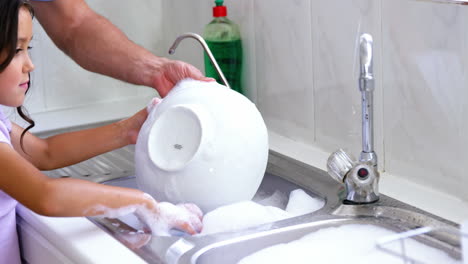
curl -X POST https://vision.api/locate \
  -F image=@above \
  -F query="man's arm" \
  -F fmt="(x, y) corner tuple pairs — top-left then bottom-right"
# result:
(31, 0), (211, 97)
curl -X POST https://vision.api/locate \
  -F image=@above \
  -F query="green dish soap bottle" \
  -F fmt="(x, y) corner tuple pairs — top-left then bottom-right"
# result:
(203, 0), (243, 94)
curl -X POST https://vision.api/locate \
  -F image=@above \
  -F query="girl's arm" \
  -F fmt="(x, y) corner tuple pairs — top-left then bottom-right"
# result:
(0, 143), (202, 234)
(0, 143), (148, 216)
(4, 104), (203, 235)
(10, 108), (147, 170)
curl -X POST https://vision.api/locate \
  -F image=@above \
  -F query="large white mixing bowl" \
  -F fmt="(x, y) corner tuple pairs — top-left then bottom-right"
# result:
(135, 79), (269, 212)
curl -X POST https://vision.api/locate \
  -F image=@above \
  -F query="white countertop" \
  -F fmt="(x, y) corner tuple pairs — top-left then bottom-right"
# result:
(17, 204), (146, 264)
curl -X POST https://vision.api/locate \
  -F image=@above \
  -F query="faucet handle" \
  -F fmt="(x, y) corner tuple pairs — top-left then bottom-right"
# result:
(327, 149), (356, 183)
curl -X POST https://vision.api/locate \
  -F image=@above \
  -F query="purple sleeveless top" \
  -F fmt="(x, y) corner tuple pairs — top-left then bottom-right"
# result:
(0, 108), (21, 264)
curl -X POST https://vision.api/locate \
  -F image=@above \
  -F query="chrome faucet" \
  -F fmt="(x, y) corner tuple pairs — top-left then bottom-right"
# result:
(326, 33), (379, 204)
(358, 34), (377, 167)
(168, 32), (230, 89)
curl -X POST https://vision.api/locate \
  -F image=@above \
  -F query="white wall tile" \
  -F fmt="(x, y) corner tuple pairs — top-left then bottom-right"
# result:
(37, 39), (135, 111)
(160, 1), (212, 73)
(25, 0), (163, 115)
(228, 1), (256, 102)
(87, 0), (163, 99)
(462, 8), (468, 200)
(254, 0), (315, 144)
(88, 0), (163, 54)
(312, 0), (383, 167)
(382, 0), (468, 199)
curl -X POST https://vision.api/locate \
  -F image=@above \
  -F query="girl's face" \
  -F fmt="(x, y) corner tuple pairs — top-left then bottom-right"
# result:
(0, 7), (34, 107)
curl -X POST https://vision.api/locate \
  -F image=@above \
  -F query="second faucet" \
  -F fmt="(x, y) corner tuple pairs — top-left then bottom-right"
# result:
(326, 33), (379, 204)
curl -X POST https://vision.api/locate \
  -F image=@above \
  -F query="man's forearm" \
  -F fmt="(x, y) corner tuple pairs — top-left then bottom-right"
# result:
(63, 12), (166, 88)
(32, 0), (163, 89)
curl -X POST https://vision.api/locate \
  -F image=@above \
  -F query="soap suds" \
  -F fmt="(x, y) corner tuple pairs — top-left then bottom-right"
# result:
(137, 201), (203, 236)
(200, 189), (323, 235)
(200, 201), (292, 235)
(255, 190), (288, 209)
(285, 189), (324, 216)
(87, 193), (202, 236)
(238, 224), (460, 264)
(90, 204), (140, 219)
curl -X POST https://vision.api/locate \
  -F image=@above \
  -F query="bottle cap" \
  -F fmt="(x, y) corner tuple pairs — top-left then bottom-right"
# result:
(213, 5), (227, 17)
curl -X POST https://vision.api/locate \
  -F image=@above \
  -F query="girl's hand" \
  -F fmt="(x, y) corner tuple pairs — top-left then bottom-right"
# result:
(146, 97), (161, 113)
(135, 197), (203, 236)
(118, 97), (161, 145)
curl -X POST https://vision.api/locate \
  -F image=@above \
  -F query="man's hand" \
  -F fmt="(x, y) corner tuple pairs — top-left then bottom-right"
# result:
(153, 60), (214, 98)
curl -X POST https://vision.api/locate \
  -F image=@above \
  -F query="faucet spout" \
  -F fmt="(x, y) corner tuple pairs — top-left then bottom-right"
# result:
(168, 32), (231, 89)
(358, 34), (377, 167)
(326, 33), (379, 204)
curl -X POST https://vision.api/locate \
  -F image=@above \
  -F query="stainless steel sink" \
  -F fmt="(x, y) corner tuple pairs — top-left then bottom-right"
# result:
(189, 219), (459, 263)
(75, 150), (461, 264)
(89, 170), (326, 263)
(40, 126), (462, 264)
(186, 206), (460, 264)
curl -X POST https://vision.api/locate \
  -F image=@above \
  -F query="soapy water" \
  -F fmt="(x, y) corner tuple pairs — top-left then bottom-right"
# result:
(199, 189), (324, 235)
(89, 193), (202, 236)
(200, 201), (291, 235)
(138, 202), (203, 236)
(92, 188), (323, 238)
(285, 189), (324, 217)
(254, 189), (288, 208)
(89, 184), (462, 262)
(238, 224), (461, 264)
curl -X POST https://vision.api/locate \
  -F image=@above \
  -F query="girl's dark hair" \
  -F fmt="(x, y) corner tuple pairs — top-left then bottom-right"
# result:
(0, 0), (35, 152)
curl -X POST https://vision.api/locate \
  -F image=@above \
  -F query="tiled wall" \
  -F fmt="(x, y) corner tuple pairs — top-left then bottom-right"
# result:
(26, 0), (159, 115)
(382, 0), (468, 201)
(28, 0), (468, 203)
(160, 0), (468, 203)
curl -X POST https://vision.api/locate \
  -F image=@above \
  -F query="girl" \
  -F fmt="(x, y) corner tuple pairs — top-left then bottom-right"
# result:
(0, 1), (203, 263)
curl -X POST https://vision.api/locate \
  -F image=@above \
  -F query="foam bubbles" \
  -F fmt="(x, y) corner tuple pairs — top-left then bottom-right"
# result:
(255, 190), (288, 209)
(88, 196), (202, 236)
(200, 189), (323, 235)
(136, 202), (203, 236)
(238, 224), (461, 264)
(200, 201), (292, 235)
(90, 204), (139, 219)
(285, 189), (325, 217)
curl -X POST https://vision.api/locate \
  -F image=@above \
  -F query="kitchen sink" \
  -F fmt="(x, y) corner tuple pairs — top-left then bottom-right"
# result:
(68, 149), (461, 264)
(40, 128), (462, 264)
(184, 202), (461, 264)
(188, 216), (460, 264)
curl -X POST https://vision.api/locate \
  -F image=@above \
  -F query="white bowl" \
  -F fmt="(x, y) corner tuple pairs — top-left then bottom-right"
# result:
(135, 79), (269, 212)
